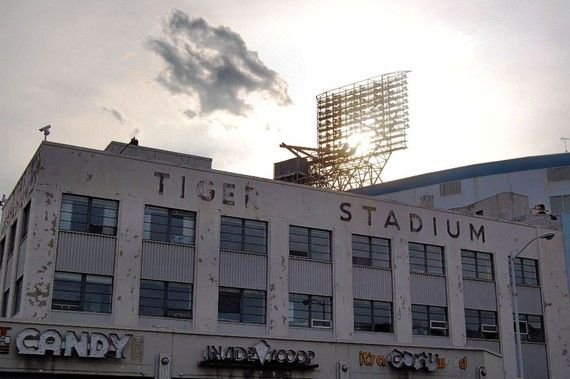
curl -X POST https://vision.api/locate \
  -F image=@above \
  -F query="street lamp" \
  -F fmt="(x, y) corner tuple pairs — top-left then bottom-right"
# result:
(510, 232), (555, 378)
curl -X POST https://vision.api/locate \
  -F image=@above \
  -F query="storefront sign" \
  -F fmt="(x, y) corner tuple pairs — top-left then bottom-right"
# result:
(199, 340), (318, 370)
(388, 349), (442, 372)
(0, 326), (11, 354)
(16, 328), (132, 359)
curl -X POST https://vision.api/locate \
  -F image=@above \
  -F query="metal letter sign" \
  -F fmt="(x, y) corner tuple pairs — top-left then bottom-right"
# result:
(388, 349), (439, 372)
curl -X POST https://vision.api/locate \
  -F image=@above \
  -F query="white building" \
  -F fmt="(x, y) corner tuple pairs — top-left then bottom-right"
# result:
(0, 141), (569, 378)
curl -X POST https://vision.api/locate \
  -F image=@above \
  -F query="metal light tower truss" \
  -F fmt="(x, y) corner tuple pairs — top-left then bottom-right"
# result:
(278, 71), (410, 191)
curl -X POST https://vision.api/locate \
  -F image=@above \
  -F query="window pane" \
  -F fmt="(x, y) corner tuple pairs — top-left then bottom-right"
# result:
(52, 272), (82, 311)
(354, 299), (372, 331)
(288, 293), (309, 327)
(218, 287), (241, 322)
(242, 290), (266, 324)
(311, 296), (332, 321)
(84, 275), (113, 313)
(170, 210), (196, 245)
(167, 282), (192, 318)
(139, 280), (165, 317)
(290, 227), (309, 256)
(60, 195), (89, 233)
(372, 301), (392, 332)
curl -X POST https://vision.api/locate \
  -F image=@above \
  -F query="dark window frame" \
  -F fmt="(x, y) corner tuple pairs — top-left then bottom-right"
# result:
(353, 299), (393, 333)
(7, 221), (17, 258)
(465, 308), (499, 340)
(139, 279), (193, 319)
(412, 304), (448, 336)
(218, 287), (266, 324)
(13, 277), (23, 316)
(461, 250), (494, 281)
(516, 313), (545, 342)
(288, 293), (333, 328)
(352, 234), (391, 269)
(1, 290), (9, 318)
(220, 216), (268, 254)
(59, 194), (119, 236)
(289, 226), (332, 262)
(409, 242), (445, 275)
(143, 205), (196, 246)
(20, 201), (31, 241)
(0, 238), (5, 269)
(514, 257), (539, 286)
(51, 271), (113, 313)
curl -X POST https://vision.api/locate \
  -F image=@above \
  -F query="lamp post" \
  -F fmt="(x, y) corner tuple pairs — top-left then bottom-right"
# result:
(510, 232), (555, 378)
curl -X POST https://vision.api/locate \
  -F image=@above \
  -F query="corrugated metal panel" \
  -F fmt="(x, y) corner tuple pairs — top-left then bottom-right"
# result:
(289, 258), (332, 296)
(16, 238), (26, 278)
(522, 343), (548, 379)
(463, 279), (497, 310)
(410, 273), (447, 306)
(518, 286), (543, 314)
(352, 266), (392, 301)
(56, 231), (116, 275)
(219, 250), (266, 290)
(141, 241), (195, 283)
(466, 339), (501, 354)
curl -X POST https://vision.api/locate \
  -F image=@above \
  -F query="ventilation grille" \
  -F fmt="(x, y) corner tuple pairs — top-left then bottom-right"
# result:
(547, 167), (570, 182)
(439, 181), (461, 197)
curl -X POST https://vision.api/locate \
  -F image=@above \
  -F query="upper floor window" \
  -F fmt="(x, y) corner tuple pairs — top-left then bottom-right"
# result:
(21, 202), (31, 241)
(409, 242), (444, 275)
(59, 194), (118, 236)
(0, 238), (5, 269)
(1, 290), (8, 318)
(465, 309), (498, 340)
(289, 226), (331, 262)
(516, 314), (545, 342)
(461, 250), (494, 281)
(14, 277), (23, 316)
(352, 234), (390, 269)
(354, 299), (392, 333)
(218, 287), (266, 324)
(412, 304), (448, 336)
(288, 293), (332, 328)
(220, 216), (267, 254)
(514, 258), (539, 286)
(52, 271), (113, 313)
(143, 206), (196, 245)
(139, 280), (192, 319)
(7, 221), (17, 257)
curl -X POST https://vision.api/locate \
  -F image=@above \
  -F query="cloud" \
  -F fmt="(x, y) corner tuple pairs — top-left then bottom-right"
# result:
(101, 106), (127, 125)
(147, 10), (292, 116)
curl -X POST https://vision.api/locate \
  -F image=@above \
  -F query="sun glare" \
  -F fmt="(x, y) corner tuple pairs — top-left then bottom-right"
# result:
(346, 130), (375, 156)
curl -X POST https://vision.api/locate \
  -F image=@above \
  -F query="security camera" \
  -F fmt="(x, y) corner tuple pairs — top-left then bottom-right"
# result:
(39, 125), (51, 132)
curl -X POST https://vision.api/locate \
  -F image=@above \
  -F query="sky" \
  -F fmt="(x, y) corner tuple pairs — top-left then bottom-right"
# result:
(1, 0), (569, 199)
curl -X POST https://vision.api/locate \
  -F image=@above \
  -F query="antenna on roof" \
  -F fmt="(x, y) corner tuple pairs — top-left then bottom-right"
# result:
(561, 137), (570, 153)
(39, 124), (51, 141)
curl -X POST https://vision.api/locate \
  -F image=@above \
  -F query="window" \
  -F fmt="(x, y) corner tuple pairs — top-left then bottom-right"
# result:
(21, 202), (31, 241)
(465, 309), (498, 339)
(547, 167), (570, 182)
(220, 217), (267, 254)
(7, 221), (17, 258)
(59, 194), (119, 236)
(439, 181), (461, 196)
(0, 238), (5, 269)
(514, 258), (539, 285)
(289, 226), (331, 261)
(218, 287), (266, 324)
(14, 277), (23, 316)
(143, 206), (196, 245)
(354, 299), (392, 332)
(352, 235), (390, 269)
(409, 243), (444, 275)
(516, 314), (545, 342)
(550, 194), (570, 215)
(139, 280), (193, 319)
(288, 293), (332, 328)
(461, 250), (494, 280)
(412, 304), (448, 336)
(52, 272), (113, 313)
(1, 290), (8, 318)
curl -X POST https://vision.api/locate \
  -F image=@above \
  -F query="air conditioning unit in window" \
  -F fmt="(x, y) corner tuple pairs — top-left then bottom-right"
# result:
(481, 324), (498, 333)
(429, 320), (448, 330)
(311, 319), (332, 328)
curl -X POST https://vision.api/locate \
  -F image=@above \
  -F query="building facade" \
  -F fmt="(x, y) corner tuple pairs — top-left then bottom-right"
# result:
(0, 141), (569, 378)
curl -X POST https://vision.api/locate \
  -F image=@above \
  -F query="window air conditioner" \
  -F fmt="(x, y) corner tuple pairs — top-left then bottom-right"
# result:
(311, 319), (332, 328)
(481, 324), (498, 333)
(429, 320), (448, 330)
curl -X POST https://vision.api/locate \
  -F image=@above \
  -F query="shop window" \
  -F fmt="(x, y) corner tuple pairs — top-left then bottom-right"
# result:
(7, 221), (17, 258)
(516, 314), (545, 342)
(52, 272), (113, 313)
(412, 304), (448, 336)
(139, 280), (193, 319)
(352, 234), (390, 269)
(220, 217), (267, 254)
(461, 250), (494, 281)
(354, 299), (392, 332)
(409, 242), (445, 275)
(218, 287), (266, 324)
(465, 309), (498, 339)
(514, 258), (539, 286)
(59, 194), (119, 236)
(143, 206), (196, 245)
(288, 293), (332, 328)
(21, 202), (31, 241)
(289, 226), (331, 261)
